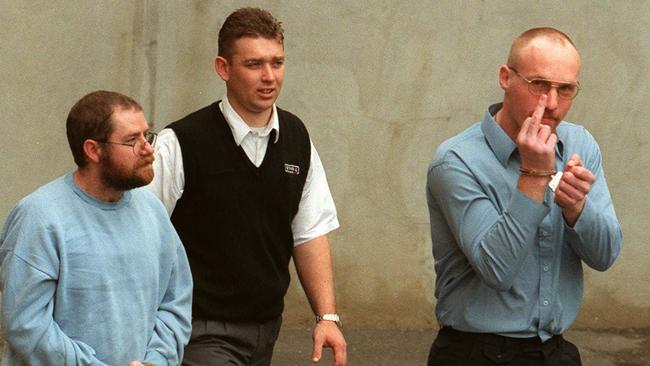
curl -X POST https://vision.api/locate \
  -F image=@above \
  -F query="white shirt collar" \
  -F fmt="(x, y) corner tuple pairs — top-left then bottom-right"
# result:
(219, 95), (280, 146)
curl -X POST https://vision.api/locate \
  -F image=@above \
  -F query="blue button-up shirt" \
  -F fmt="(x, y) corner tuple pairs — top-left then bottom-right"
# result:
(426, 103), (622, 341)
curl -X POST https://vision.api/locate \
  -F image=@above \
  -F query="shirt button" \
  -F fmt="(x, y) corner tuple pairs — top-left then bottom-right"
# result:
(543, 265), (549, 272)
(543, 300), (549, 306)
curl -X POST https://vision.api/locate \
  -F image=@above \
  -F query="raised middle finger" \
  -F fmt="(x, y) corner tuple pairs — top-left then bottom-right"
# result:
(528, 94), (547, 135)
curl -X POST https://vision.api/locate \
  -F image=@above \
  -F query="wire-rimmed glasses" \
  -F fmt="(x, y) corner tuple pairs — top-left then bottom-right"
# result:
(509, 66), (580, 100)
(95, 131), (157, 155)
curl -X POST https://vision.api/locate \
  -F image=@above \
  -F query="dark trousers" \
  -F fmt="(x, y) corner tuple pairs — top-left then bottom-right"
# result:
(182, 316), (283, 366)
(427, 327), (582, 366)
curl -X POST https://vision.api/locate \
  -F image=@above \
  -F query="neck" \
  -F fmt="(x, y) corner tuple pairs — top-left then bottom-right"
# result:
(74, 169), (123, 202)
(225, 96), (273, 128)
(240, 108), (272, 128)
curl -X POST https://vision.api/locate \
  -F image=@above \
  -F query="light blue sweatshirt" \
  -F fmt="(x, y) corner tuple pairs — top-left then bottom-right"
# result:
(0, 173), (193, 365)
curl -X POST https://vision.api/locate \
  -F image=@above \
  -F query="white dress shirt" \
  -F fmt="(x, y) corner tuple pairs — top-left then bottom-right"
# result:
(147, 96), (339, 245)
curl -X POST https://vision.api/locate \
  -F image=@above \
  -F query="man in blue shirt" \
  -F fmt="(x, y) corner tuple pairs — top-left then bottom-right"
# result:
(0, 91), (193, 365)
(426, 28), (621, 365)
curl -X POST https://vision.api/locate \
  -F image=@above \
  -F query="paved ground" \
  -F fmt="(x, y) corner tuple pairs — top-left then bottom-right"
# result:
(273, 327), (650, 365)
(0, 327), (647, 365)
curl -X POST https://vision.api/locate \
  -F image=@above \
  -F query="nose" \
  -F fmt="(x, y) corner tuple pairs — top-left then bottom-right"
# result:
(137, 137), (155, 155)
(142, 140), (155, 155)
(545, 87), (559, 111)
(261, 63), (275, 82)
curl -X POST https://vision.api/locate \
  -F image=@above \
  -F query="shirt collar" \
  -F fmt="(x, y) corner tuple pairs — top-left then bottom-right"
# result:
(219, 95), (280, 146)
(481, 103), (564, 168)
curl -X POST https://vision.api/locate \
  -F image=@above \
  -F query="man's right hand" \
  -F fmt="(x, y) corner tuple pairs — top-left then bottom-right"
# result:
(515, 95), (558, 203)
(515, 94), (557, 172)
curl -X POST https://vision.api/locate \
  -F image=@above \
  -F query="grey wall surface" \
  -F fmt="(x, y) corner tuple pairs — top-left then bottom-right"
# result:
(1, 1), (648, 330)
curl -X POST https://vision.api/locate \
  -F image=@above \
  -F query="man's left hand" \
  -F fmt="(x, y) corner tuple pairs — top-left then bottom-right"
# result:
(555, 154), (595, 226)
(311, 321), (347, 366)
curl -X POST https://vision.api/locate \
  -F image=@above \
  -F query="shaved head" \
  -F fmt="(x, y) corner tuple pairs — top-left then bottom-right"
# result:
(507, 27), (579, 69)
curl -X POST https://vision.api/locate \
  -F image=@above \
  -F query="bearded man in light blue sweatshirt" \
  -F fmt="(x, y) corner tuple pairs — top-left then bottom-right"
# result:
(0, 90), (193, 366)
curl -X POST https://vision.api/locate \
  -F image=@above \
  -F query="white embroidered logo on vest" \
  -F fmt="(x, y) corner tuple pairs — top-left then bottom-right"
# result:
(284, 164), (300, 175)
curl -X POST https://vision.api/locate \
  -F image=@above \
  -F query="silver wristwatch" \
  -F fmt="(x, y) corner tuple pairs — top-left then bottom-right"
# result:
(315, 313), (342, 328)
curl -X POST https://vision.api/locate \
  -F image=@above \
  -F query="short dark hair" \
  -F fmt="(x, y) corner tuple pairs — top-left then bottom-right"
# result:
(66, 90), (142, 167)
(218, 7), (284, 60)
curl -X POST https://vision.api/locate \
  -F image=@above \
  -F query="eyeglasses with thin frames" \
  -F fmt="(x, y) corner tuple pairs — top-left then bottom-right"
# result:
(509, 66), (580, 100)
(95, 131), (157, 155)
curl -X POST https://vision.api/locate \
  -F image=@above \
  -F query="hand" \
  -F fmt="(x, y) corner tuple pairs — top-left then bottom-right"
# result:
(555, 154), (595, 226)
(312, 321), (347, 366)
(516, 95), (557, 171)
(128, 362), (155, 366)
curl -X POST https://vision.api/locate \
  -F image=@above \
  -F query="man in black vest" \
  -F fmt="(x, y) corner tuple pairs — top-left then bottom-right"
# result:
(148, 7), (347, 366)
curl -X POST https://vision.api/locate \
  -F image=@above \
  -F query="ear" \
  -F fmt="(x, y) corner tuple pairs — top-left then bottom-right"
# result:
(215, 56), (230, 82)
(82, 139), (103, 164)
(498, 64), (510, 91)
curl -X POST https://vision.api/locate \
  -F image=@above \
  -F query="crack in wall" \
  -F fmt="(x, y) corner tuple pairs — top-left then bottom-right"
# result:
(130, 0), (159, 127)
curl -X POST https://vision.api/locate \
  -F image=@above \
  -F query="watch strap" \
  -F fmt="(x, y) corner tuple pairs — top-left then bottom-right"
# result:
(315, 313), (341, 328)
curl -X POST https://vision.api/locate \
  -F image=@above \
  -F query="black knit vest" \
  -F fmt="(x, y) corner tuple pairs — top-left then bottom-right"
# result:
(168, 102), (310, 321)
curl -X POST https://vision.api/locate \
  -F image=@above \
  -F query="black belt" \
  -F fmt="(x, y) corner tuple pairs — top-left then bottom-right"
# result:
(440, 326), (563, 353)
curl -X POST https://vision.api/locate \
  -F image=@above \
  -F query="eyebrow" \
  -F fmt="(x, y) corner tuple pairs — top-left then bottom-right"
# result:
(120, 130), (148, 141)
(529, 74), (577, 85)
(243, 56), (285, 63)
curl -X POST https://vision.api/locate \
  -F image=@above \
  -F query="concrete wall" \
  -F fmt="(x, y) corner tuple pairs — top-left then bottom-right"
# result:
(1, 1), (648, 330)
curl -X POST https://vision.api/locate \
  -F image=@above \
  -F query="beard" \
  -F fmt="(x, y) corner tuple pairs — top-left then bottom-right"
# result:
(99, 152), (154, 191)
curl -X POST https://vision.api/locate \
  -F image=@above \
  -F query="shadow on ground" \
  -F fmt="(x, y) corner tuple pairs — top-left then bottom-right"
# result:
(273, 327), (650, 365)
